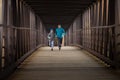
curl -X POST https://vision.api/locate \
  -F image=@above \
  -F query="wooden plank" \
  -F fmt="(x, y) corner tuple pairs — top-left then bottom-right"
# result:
(6, 46), (120, 80)
(100, 0), (104, 55)
(0, 27), (2, 70)
(69, 28), (71, 45)
(102, 0), (110, 58)
(90, 5), (94, 50)
(115, 0), (120, 63)
(97, 1), (100, 52)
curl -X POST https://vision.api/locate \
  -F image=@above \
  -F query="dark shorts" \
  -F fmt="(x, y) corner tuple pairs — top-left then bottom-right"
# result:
(57, 37), (62, 47)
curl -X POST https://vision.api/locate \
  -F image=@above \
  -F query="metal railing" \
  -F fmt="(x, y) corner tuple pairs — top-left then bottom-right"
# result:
(0, 24), (47, 80)
(66, 24), (120, 68)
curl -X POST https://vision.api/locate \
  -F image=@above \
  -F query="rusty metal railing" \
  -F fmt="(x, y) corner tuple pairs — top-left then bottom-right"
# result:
(66, 24), (120, 68)
(0, 25), (47, 79)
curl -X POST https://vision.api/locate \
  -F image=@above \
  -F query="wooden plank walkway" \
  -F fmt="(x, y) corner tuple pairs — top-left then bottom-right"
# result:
(7, 46), (120, 80)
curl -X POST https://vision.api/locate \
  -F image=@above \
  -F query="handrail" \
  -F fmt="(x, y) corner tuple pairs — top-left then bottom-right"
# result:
(0, 24), (45, 35)
(72, 24), (120, 32)
(88, 24), (120, 28)
(0, 24), (31, 29)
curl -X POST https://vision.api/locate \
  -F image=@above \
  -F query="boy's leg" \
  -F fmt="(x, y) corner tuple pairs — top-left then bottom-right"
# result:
(60, 38), (62, 45)
(58, 38), (61, 47)
(50, 41), (53, 51)
(62, 36), (64, 46)
(60, 38), (63, 50)
(49, 40), (51, 46)
(58, 38), (62, 50)
(51, 41), (54, 50)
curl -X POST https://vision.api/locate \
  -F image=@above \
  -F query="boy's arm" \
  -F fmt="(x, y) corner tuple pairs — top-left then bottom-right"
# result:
(47, 33), (50, 39)
(62, 28), (65, 37)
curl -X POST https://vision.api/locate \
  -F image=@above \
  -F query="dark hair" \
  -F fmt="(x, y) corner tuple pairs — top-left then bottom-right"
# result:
(58, 24), (61, 26)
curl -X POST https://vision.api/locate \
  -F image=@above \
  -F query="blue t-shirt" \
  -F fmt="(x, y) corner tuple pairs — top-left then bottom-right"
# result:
(56, 28), (65, 38)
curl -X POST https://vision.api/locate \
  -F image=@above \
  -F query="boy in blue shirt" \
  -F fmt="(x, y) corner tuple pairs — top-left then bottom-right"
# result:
(56, 24), (65, 50)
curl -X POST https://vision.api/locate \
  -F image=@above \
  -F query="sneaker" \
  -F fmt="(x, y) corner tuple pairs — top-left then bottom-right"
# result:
(59, 47), (61, 51)
(51, 48), (53, 51)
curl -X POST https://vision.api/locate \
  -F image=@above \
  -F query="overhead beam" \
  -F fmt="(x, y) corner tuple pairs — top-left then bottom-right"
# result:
(35, 12), (81, 16)
(26, 2), (92, 5)
(30, 5), (88, 7)
(24, 0), (96, 3)
(33, 8), (83, 10)
(37, 14), (78, 16)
